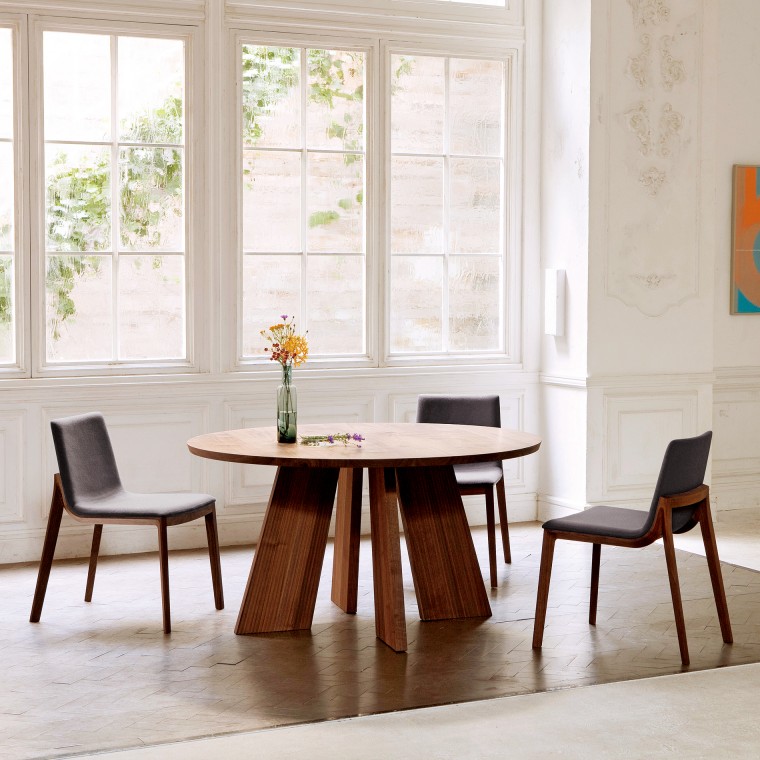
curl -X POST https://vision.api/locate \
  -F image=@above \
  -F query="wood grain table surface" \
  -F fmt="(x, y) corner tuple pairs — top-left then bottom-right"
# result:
(188, 422), (541, 468)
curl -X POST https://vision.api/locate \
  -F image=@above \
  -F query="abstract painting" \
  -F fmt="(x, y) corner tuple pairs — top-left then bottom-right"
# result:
(732, 164), (760, 313)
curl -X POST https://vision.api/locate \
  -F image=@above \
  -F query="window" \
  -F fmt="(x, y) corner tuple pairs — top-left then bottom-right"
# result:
(239, 41), (512, 366)
(240, 45), (367, 360)
(42, 30), (186, 366)
(389, 54), (505, 355)
(0, 27), (15, 365)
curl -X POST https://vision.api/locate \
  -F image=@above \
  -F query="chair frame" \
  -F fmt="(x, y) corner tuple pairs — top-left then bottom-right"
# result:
(30, 474), (224, 634)
(532, 485), (732, 666)
(459, 477), (511, 587)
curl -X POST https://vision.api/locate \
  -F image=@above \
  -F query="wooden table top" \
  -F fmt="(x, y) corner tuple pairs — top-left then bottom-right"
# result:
(188, 422), (541, 468)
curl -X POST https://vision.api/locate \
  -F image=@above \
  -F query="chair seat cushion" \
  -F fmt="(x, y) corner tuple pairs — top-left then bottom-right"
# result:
(542, 505), (649, 540)
(72, 489), (214, 520)
(454, 462), (503, 488)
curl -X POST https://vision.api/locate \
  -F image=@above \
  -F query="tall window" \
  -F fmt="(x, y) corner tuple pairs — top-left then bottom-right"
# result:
(43, 31), (186, 365)
(389, 54), (505, 355)
(0, 28), (15, 365)
(240, 45), (366, 359)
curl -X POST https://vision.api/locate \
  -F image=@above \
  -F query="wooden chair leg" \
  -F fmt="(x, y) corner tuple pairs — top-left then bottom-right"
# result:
(495, 478), (511, 564)
(532, 531), (556, 649)
(485, 488), (497, 588)
(158, 521), (171, 634)
(662, 520), (689, 666)
(205, 510), (224, 611)
(589, 543), (601, 625)
(30, 479), (66, 623)
(84, 525), (103, 603)
(697, 500), (733, 644)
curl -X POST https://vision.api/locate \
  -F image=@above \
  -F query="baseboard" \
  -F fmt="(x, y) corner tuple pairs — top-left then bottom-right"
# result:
(537, 495), (585, 522)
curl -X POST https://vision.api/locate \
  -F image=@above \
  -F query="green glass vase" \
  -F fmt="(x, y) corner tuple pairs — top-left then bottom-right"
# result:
(276, 363), (297, 443)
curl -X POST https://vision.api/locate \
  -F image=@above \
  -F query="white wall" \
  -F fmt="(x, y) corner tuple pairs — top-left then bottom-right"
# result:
(539, 0), (760, 518)
(712, 0), (760, 509)
(538, 0), (590, 519)
(0, 0), (543, 565)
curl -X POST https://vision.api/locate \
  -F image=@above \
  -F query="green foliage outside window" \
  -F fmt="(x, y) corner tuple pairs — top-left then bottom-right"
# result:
(19, 50), (411, 344)
(44, 97), (183, 343)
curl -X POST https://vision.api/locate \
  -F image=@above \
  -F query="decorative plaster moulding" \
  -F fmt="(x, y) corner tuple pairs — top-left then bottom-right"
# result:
(606, 0), (703, 316)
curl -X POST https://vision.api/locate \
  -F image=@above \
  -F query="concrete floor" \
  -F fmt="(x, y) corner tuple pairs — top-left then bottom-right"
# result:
(74, 511), (760, 760)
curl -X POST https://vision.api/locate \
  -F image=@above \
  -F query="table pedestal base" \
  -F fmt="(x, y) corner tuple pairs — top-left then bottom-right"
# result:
(237, 463), (492, 650)
(396, 465), (492, 622)
(235, 467), (339, 635)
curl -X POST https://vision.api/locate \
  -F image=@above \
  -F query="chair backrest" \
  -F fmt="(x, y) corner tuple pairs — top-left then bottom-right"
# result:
(50, 412), (123, 510)
(416, 395), (501, 428)
(647, 431), (712, 534)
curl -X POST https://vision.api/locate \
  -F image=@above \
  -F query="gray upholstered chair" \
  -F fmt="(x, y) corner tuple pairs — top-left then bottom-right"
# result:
(30, 412), (224, 633)
(416, 394), (510, 588)
(532, 431), (732, 666)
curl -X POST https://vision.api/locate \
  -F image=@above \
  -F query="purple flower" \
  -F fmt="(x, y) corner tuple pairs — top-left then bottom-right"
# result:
(327, 435), (334, 444)
(352, 433), (365, 441)
(280, 314), (288, 320)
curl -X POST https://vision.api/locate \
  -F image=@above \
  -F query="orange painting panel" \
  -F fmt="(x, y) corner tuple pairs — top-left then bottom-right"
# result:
(732, 165), (760, 313)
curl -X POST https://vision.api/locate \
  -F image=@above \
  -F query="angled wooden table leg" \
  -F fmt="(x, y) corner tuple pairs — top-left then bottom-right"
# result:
(368, 467), (407, 652)
(236, 466), (339, 635)
(396, 465), (491, 621)
(331, 467), (363, 613)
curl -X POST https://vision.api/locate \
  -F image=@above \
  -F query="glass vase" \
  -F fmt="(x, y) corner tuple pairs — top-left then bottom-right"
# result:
(276, 363), (297, 443)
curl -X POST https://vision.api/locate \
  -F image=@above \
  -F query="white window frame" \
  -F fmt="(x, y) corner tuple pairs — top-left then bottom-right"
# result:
(0, 15), (29, 378)
(227, 21), (522, 371)
(382, 38), (521, 366)
(230, 28), (380, 371)
(226, 0), (521, 28)
(28, 15), (204, 378)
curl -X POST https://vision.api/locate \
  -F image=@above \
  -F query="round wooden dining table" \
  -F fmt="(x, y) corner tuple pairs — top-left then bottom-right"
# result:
(188, 422), (541, 652)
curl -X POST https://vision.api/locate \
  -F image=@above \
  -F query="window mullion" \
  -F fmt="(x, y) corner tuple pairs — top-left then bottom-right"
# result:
(442, 56), (450, 354)
(110, 34), (119, 362)
(300, 47), (308, 332)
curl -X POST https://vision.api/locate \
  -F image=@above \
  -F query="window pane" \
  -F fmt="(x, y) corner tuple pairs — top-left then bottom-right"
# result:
(390, 256), (443, 353)
(390, 52), (505, 356)
(120, 147), (183, 251)
(118, 255), (184, 359)
(449, 255), (501, 351)
(46, 255), (113, 361)
(46, 144), (111, 253)
(450, 58), (503, 156)
(44, 32), (110, 142)
(119, 37), (184, 144)
(243, 150), (301, 253)
(242, 46), (300, 148)
(307, 153), (364, 253)
(0, 142), (12, 250)
(44, 32), (187, 366)
(391, 156), (443, 254)
(241, 43), (366, 360)
(306, 49), (365, 151)
(391, 55), (444, 154)
(307, 255), (363, 354)
(450, 158), (501, 254)
(0, 29), (12, 140)
(242, 254), (301, 356)
(0, 256), (13, 363)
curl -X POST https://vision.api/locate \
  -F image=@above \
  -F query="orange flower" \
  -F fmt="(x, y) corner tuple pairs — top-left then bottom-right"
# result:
(260, 315), (308, 368)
